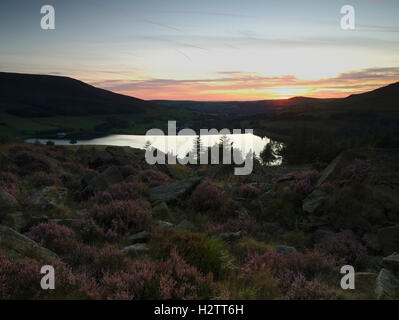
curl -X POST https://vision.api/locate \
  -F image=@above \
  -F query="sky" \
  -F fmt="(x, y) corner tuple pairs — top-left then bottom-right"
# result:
(0, 0), (398, 100)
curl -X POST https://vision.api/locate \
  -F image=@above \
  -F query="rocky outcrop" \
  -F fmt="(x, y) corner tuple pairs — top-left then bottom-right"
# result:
(0, 189), (18, 221)
(82, 166), (123, 196)
(149, 177), (203, 203)
(28, 186), (67, 210)
(375, 268), (399, 300)
(122, 243), (150, 256)
(0, 226), (58, 261)
(378, 225), (399, 255)
(382, 253), (399, 273)
(275, 245), (296, 255)
(129, 231), (150, 244)
(302, 189), (327, 214)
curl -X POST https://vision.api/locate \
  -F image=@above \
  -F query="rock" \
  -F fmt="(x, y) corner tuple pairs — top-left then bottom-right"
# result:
(362, 233), (381, 252)
(275, 245), (296, 255)
(219, 231), (242, 243)
(0, 189), (18, 221)
(235, 207), (249, 220)
(375, 268), (399, 300)
(302, 189), (327, 214)
(0, 226), (58, 261)
(122, 243), (150, 256)
(176, 219), (197, 232)
(28, 186), (67, 210)
(82, 166), (123, 196)
(129, 231), (150, 244)
(149, 177), (203, 203)
(382, 253), (399, 273)
(378, 225), (399, 255)
(158, 221), (174, 228)
(1, 212), (28, 232)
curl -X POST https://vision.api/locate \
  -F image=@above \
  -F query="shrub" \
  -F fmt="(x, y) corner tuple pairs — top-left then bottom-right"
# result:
(25, 222), (77, 256)
(150, 228), (225, 279)
(91, 182), (148, 204)
(32, 171), (61, 187)
(0, 255), (81, 299)
(138, 169), (173, 187)
(76, 215), (104, 244)
(86, 200), (152, 238)
(13, 150), (51, 174)
(315, 231), (368, 269)
(120, 165), (139, 178)
(192, 179), (223, 212)
(100, 248), (214, 300)
(0, 171), (20, 198)
(284, 273), (338, 300)
(236, 184), (261, 198)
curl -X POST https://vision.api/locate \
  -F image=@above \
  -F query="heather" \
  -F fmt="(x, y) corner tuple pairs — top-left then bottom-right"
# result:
(0, 142), (398, 300)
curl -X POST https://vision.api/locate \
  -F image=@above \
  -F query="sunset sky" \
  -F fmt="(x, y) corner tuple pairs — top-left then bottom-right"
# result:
(1, 0), (399, 100)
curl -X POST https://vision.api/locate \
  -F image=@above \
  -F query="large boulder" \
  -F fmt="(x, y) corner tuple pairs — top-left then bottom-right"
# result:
(122, 243), (150, 256)
(82, 166), (123, 196)
(382, 253), (399, 273)
(302, 189), (327, 214)
(129, 231), (150, 244)
(149, 177), (203, 203)
(0, 189), (18, 221)
(375, 268), (399, 300)
(0, 226), (58, 261)
(378, 225), (399, 255)
(28, 186), (67, 210)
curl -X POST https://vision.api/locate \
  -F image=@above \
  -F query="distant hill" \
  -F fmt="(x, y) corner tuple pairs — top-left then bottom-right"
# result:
(0, 72), (161, 117)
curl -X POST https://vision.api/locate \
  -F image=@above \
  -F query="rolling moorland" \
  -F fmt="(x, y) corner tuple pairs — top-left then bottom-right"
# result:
(0, 73), (399, 299)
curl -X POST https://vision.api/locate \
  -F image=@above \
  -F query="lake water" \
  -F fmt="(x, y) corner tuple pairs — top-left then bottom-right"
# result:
(26, 133), (276, 162)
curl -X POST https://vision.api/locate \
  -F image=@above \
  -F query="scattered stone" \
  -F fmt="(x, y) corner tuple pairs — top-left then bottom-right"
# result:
(28, 186), (67, 210)
(302, 189), (327, 214)
(129, 231), (150, 244)
(1, 212), (28, 232)
(235, 207), (249, 220)
(378, 225), (399, 255)
(82, 166), (123, 196)
(0, 225), (58, 261)
(176, 219), (197, 232)
(362, 233), (381, 252)
(275, 245), (296, 255)
(219, 231), (242, 243)
(0, 189), (18, 221)
(375, 268), (399, 300)
(382, 253), (399, 273)
(122, 243), (150, 256)
(158, 221), (174, 228)
(149, 177), (203, 203)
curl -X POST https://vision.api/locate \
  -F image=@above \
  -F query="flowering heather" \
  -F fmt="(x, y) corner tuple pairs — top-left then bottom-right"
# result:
(284, 273), (338, 300)
(64, 162), (92, 175)
(315, 231), (368, 269)
(91, 182), (148, 204)
(192, 179), (223, 212)
(236, 184), (262, 198)
(0, 171), (20, 198)
(13, 149), (52, 174)
(0, 255), (79, 299)
(341, 159), (372, 181)
(138, 169), (173, 187)
(76, 215), (104, 243)
(25, 222), (77, 256)
(32, 171), (62, 187)
(99, 248), (214, 300)
(241, 250), (339, 296)
(86, 200), (152, 238)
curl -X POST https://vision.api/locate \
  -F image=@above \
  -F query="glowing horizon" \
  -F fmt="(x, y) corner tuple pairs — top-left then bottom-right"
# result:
(1, 0), (399, 101)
